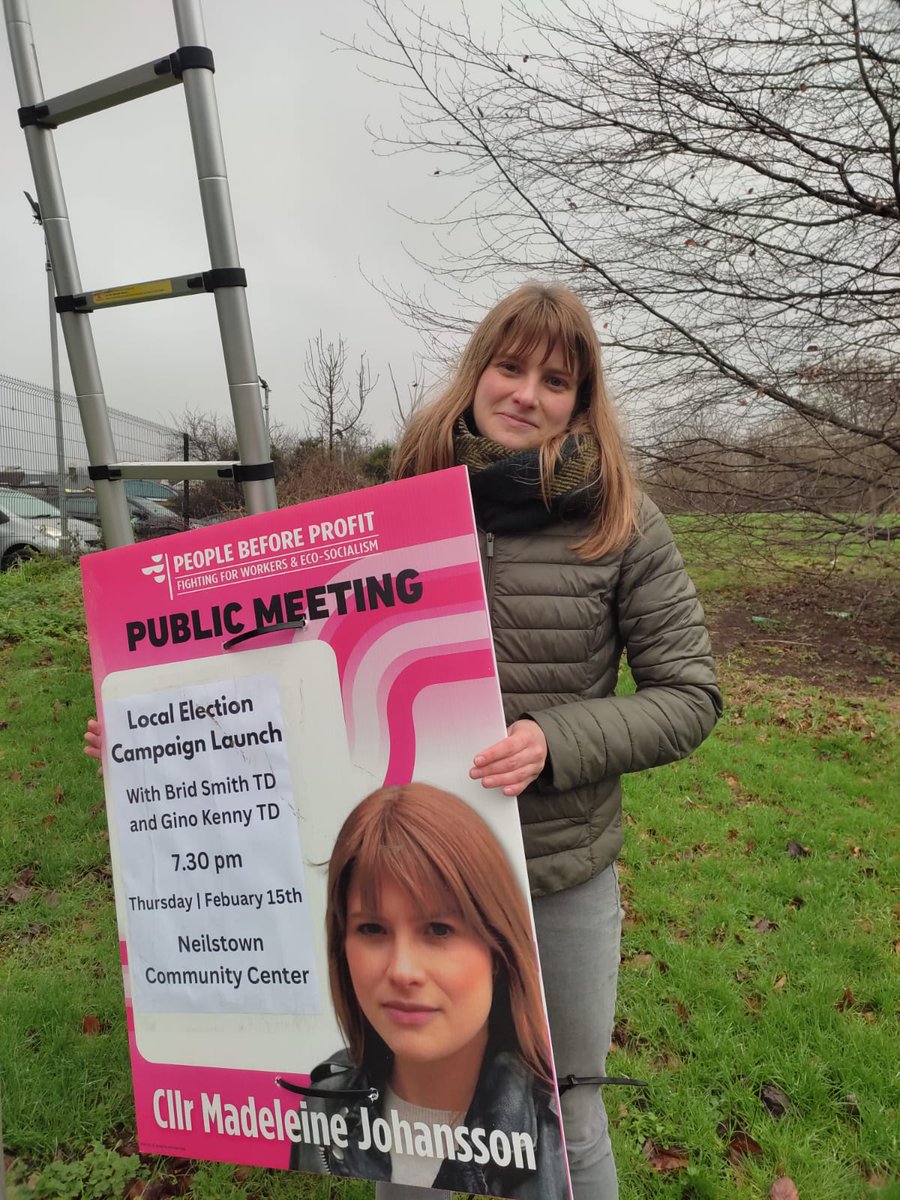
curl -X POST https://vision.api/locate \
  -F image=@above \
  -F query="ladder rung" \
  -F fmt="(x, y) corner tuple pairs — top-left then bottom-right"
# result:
(18, 47), (214, 129)
(90, 462), (275, 483)
(55, 268), (246, 314)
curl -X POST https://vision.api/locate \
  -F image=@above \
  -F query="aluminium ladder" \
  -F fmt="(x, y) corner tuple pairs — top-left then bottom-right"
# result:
(4, 0), (277, 548)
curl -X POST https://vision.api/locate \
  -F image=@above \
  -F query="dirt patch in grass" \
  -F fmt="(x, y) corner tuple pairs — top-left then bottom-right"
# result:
(708, 576), (899, 694)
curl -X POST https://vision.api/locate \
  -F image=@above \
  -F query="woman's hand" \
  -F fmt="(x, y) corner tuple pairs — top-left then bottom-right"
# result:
(470, 720), (548, 797)
(84, 717), (103, 775)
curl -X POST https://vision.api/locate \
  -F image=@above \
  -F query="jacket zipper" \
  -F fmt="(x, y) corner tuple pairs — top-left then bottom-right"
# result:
(484, 531), (495, 611)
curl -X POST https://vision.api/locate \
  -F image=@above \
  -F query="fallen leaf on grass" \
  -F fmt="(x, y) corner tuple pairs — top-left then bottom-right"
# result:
(752, 917), (779, 933)
(834, 988), (855, 1011)
(126, 1182), (145, 1198)
(769, 1177), (799, 1200)
(786, 840), (810, 858)
(787, 896), (805, 910)
(773, 975), (787, 990)
(39, 814), (56, 827)
(45, 890), (60, 908)
(759, 1083), (791, 1117)
(673, 999), (690, 1022)
(843, 1093), (861, 1120)
(82, 1015), (101, 1036)
(142, 1181), (178, 1200)
(726, 1130), (764, 1166)
(642, 1139), (689, 1172)
(3, 884), (33, 905)
(625, 952), (655, 970)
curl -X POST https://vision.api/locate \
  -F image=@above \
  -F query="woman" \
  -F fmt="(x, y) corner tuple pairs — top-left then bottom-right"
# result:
(287, 782), (568, 1199)
(86, 281), (720, 1198)
(383, 282), (722, 1200)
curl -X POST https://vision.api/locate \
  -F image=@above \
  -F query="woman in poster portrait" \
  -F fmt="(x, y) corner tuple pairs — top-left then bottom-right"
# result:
(288, 782), (568, 1199)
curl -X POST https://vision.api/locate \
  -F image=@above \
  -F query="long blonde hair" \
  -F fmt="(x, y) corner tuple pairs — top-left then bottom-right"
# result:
(392, 282), (636, 559)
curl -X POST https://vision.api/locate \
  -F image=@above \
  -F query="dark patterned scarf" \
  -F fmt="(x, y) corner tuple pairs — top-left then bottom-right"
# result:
(453, 416), (600, 533)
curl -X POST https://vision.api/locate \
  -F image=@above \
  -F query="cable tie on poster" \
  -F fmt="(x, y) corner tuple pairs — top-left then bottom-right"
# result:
(275, 1076), (380, 1105)
(223, 618), (307, 651)
(557, 1073), (648, 1093)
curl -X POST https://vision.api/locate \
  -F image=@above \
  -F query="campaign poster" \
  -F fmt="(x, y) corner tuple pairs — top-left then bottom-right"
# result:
(81, 467), (572, 1199)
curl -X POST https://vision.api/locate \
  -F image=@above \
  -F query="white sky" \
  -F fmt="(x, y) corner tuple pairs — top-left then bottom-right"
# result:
(0, 0), (654, 450)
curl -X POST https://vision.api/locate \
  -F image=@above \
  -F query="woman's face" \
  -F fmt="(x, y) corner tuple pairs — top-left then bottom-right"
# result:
(345, 874), (494, 1075)
(472, 340), (579, 450)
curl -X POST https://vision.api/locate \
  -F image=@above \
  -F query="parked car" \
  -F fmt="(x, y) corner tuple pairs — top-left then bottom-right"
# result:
(0, 487), (101, 570)
(22, 486), (189, 541)
(122, 479), (182, 511)
(58, 491), (188, 541)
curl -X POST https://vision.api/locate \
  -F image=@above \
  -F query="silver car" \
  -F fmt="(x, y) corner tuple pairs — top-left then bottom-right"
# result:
(0, 487), (102, 569)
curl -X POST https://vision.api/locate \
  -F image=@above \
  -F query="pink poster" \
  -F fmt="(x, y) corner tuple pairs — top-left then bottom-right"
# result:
(81, 467), (571, 1199)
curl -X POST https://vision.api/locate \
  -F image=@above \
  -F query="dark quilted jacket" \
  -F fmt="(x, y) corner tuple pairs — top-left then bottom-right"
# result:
(481, 493), (723, 897)
(289, 1048), (567, 1198)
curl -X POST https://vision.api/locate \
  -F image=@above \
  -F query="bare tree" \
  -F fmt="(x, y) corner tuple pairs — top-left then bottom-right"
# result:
(301, 333), (376, 456)
(387, 361), (425, 433)
(357, 0), (900, 537)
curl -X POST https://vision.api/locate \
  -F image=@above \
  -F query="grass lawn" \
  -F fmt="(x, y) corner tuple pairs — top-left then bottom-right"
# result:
(1, 530), (897, 1200)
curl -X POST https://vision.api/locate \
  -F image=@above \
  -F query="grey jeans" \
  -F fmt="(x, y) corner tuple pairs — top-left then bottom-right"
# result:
(374, 863), (623, 1200)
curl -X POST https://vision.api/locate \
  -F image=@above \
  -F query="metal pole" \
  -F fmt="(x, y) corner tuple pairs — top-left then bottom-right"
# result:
(25, 188), (69, 555)
(258, 375), (270, 434)
(5, 0), (133, 546)
(46, 232), (70, 555)
(173, 0), (276, 516)
(182, 431), (190, 525)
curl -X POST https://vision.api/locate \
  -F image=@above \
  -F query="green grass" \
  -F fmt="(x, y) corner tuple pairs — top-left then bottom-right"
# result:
(610, 684), (898, 1199)
(1, 547), (897, 1200)
(668, 511), (899, 598)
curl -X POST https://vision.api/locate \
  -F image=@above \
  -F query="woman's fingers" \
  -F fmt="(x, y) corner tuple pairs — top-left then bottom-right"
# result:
(84, 716), (103, 775)
(470, 720), (548, 796)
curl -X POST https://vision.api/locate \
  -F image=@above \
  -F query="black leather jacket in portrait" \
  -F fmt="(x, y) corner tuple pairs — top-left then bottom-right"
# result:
(288, 1046), (568, 1199)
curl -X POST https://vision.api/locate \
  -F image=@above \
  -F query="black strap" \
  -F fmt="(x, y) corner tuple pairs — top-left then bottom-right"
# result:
(223, 620), (307, 651)
(166, 46), (215, 77)
(275, 1076), (379, 1104)
(232, 459), (274, 482)
(185, 268), (247, 293)
(87, 464), (120, 481)
(557, 1073), (648, 1093)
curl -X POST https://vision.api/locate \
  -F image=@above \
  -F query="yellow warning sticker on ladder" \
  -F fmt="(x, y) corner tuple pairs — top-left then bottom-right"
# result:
(91, 280), (174, 306)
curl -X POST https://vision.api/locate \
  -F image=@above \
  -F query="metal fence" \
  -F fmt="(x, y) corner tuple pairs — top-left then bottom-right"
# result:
(0, 372), (180, 488)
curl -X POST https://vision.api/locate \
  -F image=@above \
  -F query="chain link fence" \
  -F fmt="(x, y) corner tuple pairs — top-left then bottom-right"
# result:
(0, 372), (180, 488)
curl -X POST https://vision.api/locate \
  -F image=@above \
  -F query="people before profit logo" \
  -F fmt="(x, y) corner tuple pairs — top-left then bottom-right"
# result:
(141, 554), (167, 584)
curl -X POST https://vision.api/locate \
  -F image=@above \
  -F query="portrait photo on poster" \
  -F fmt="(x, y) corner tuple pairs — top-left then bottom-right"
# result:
(278, 782), (570, 1200)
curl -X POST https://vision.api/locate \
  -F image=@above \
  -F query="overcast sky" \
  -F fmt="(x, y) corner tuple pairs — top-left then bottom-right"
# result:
(0, 0), (652, 452)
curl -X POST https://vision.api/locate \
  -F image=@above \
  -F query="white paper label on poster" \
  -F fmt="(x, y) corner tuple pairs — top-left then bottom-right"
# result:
(104, 672), (320, 1016)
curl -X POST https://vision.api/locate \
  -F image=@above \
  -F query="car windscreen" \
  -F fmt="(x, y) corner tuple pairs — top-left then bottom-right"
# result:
(0, 490), (61, 519)
(134, 497), (180, 518)
(124, 480), (179, 502)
